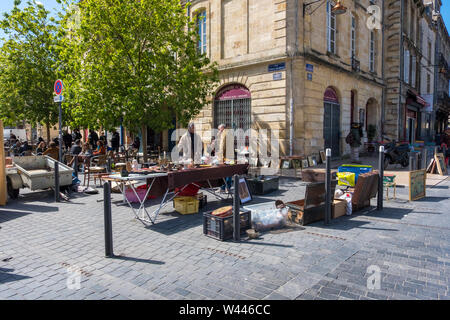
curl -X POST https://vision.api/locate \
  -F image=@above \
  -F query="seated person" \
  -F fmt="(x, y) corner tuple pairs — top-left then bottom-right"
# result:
(93, 140), (106, 156)
(43, 142), (59, 161)
(36, 141), (46, 155)
(70, 139), (82, 155)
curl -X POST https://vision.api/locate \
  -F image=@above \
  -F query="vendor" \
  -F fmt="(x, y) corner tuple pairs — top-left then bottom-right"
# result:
(346, 122), (363, 164)
(177, 122), (203, 164)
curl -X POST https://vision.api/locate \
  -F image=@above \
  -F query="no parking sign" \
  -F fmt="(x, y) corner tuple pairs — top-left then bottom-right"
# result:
(54, 79), (63, 96)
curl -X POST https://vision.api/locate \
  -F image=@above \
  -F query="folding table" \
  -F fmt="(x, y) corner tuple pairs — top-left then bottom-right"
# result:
(102, 172), (168, 224)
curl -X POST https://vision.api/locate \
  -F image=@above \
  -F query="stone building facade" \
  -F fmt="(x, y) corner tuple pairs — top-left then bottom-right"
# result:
(187, 0), (384, 158)
(384, 0), (432, 144)
(433, 0), (450, 134)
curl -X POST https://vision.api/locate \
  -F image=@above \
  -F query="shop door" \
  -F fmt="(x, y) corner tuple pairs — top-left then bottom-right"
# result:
(406, 118), (416, 144)
(324, 102), (341, 157)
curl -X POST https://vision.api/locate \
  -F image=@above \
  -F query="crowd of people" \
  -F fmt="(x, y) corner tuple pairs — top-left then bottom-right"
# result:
(5, 128), (135, 162)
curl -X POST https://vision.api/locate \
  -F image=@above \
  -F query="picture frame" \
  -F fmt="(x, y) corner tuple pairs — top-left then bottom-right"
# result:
(302, 159), (309, 169)
(308, 156), (317, 167)
(319, 151), (326, 163)
(238, 177), (252, 204)
(281, 159), (291, 169)
(292, 159), (302, 169)
(435, 153), (448, 176)
(409, 169), (426, 201)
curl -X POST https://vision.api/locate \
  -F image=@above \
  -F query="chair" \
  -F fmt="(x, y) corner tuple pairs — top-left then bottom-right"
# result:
(83, 155), (108, 187)
(383, 175), (397, 200)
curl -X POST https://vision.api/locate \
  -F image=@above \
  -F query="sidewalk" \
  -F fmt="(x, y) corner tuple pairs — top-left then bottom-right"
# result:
(0, 175), (449, 300)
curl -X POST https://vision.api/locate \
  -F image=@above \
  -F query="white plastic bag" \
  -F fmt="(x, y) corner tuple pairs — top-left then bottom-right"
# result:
(339, 193), (353, 216)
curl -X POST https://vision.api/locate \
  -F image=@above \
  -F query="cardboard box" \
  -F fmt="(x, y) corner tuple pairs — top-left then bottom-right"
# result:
(332, 199), (347, 219)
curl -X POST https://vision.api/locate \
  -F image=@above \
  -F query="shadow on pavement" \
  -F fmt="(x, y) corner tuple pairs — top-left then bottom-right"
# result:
(0, 210), (33, 223)
(0, 267), (31, 284)
(111, 255), (165, 265)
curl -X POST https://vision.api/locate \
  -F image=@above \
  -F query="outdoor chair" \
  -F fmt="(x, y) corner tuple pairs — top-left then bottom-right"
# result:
(83, 155), (108, 187)
(383, 175), (397, 200)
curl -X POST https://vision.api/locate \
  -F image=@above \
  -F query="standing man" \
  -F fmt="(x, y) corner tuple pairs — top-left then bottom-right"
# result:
(62, 130), (73, 151)
(88, 130), (99, 149)
(177, 122), (203, 164)
(111, 129), (120, 153)
(346, 122), (363, 164)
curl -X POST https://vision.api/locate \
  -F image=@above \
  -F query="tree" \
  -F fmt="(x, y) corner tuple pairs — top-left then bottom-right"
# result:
(0, 0), (63, 143)
(60, 0), (218, 161)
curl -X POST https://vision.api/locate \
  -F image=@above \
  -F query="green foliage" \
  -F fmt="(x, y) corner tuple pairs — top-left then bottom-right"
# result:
(0, 0), (63, 128)
(60, 0), (218, 132)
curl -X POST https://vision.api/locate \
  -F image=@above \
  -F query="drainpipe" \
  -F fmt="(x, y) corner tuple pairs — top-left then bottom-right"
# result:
(288, 0), (299, 157)
(399, 0), (404, 141)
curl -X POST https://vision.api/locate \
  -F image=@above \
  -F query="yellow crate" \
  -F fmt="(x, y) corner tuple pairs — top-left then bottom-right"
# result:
(173, 196), (200, 215)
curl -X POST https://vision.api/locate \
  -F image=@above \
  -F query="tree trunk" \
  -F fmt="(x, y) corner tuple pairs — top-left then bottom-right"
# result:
(142, 124), (148, 163)
(46, 121), (51, 144)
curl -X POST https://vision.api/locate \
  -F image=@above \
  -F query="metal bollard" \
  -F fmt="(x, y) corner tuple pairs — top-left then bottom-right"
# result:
(54, 161), (60, 202)
(415, 152), (420, 170)
(409, 154), (415, 172)
(422, 148), (428, 170)
(233, 174), (240, 242)
(324, 148), (332, 225)
(377, 146), (384, 211)
(104, 182), (114, 257)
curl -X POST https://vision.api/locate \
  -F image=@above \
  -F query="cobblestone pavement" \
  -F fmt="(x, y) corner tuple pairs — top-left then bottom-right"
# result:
(0, 175), (449, 300)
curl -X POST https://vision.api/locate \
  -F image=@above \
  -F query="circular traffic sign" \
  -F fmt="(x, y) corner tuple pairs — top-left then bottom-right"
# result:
(54, 79), (63, 95)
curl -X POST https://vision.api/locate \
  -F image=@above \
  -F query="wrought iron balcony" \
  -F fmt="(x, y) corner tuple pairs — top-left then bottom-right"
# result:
(351, 55), (360, 72)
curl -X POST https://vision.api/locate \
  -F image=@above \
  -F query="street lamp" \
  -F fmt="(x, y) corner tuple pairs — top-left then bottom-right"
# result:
(303, 0), (347, 16)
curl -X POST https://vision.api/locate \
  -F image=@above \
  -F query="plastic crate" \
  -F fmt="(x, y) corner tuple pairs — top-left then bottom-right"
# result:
(173, 196), (199, 215)
(338, 164), (372, 183)
(203, 210), (252, 241)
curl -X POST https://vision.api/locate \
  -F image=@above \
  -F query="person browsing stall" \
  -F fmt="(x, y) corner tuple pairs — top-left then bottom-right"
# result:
(177, 122), (203, 164)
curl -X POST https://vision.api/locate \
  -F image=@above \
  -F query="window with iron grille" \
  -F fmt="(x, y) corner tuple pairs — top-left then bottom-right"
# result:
(214, 86), (252, 148)
(196, 11), (207, 55)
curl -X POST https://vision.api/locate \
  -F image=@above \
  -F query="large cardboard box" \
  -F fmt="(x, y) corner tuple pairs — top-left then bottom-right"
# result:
(332, 199), (347, 219)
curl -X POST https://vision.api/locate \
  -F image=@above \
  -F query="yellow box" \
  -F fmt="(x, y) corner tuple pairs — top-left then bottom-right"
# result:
(173, 196), (200, 215)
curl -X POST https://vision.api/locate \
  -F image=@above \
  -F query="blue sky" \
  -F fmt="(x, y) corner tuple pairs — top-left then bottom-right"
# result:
(0, 0), (449, 41)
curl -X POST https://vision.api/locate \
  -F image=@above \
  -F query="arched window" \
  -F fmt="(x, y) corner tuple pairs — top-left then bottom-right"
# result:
(214, 84), (251, 147)
(196, 11), (207, 55)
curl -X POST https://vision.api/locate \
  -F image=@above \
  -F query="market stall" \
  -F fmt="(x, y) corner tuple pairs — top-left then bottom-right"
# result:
(104, 164), (248, 225)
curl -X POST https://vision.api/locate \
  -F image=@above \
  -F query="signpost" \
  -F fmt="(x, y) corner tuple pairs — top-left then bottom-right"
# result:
(54, 80), (63, 162)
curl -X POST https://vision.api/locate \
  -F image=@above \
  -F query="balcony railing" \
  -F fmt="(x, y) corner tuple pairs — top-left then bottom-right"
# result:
(351, 55), (360, 72)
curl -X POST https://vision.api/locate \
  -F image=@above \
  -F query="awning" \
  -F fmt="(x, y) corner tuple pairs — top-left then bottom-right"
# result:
(407, 89), (428, 107)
